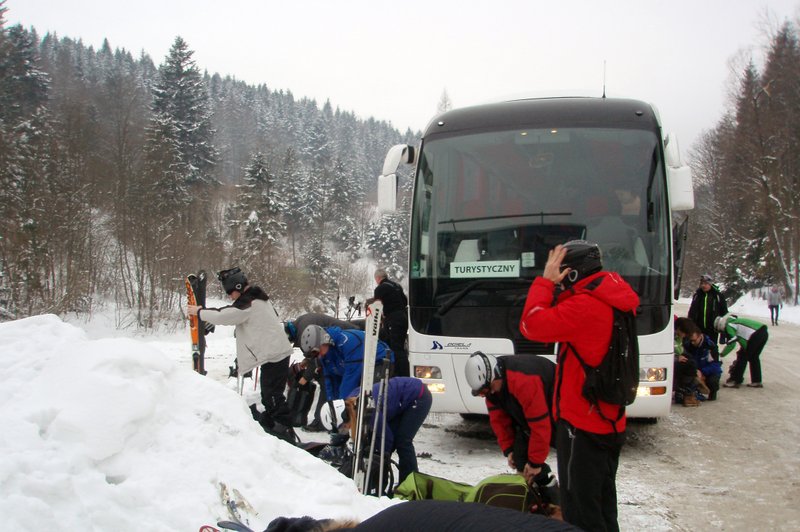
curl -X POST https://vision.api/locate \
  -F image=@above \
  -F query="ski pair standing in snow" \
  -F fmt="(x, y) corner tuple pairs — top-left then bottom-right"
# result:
(187, 267), (294, 431)
(186, 271), (210, 375)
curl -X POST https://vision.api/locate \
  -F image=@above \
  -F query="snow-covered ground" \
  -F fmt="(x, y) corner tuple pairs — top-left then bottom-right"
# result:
(0, 293), (798, 531)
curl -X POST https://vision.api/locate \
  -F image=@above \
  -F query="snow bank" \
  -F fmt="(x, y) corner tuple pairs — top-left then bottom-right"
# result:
(0, 315), (392, 531)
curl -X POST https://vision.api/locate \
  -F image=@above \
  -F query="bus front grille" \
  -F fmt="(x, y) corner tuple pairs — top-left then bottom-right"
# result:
(513, 339), (557, 355)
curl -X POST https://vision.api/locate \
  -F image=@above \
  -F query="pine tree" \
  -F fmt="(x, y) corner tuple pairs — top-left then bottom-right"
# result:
(151, 36), (217, 184)
(230, 152), (287, 277)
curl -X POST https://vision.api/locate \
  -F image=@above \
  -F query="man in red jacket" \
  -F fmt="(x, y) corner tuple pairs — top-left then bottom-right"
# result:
(519, 240), (639, 532)
(465, 352), (556, 488)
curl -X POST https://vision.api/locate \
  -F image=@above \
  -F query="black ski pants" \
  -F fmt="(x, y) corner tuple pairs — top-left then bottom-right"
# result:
(730, 326), (768, 384)
(260, 356), (291, 426)
(556, 419), (624, 532)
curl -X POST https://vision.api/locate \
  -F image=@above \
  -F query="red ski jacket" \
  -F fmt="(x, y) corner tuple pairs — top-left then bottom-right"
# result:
(486, 356), (555, 467)
(519, 271), (640, 434)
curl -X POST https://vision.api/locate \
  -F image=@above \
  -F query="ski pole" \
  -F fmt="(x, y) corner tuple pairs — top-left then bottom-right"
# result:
(366, 380), (383, 494)
(378, 361), (390, 495)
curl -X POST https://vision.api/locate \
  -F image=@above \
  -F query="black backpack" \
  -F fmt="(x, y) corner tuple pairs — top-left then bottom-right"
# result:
(568, 305), (639, 430)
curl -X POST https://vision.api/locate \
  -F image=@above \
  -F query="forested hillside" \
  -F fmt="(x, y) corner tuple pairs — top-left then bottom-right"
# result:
(0, 4), (417, 326)
(686, 20), (800, 304)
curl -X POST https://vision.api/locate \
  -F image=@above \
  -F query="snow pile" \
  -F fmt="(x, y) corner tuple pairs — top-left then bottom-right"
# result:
(0, 315), (393, 531)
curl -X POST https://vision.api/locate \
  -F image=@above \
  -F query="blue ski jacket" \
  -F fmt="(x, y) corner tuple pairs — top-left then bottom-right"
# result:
(683, 334), (722, 378)
(319, 326), (393, 400)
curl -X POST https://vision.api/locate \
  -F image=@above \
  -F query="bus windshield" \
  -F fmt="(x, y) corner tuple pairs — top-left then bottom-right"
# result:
(409, 126), (671, 337)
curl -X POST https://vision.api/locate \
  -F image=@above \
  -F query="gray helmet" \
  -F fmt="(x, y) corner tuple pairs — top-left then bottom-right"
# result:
(560, 240), (603, 288)
(300, 325), (331, 356)
(217, 267), (248, 294)
(465, 351), (500, 396)
(714, 315), (730, 333)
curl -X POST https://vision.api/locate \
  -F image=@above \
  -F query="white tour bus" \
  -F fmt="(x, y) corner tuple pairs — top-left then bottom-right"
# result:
(378, 97), (694, 418)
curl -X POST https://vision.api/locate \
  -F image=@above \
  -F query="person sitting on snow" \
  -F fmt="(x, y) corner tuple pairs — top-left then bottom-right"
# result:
(675, 318), (721, 401)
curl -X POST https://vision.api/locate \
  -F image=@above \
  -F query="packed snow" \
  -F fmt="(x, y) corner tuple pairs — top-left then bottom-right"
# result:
(0, 292), (797, 531)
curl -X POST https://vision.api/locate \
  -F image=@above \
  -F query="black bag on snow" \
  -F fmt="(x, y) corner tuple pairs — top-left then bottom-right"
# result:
(570, 307), (640, 407)
(285, 382), (315, 428)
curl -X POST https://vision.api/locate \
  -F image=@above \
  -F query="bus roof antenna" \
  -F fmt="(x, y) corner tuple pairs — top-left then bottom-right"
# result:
(602, 60), (607, 99)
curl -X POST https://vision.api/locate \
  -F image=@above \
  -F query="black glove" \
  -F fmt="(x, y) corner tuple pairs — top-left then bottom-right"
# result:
(203, 322), (215, 335)
(532, 463), (560, 506)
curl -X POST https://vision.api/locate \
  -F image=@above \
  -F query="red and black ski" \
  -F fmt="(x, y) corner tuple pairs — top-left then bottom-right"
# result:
(186, 271), (208, 375)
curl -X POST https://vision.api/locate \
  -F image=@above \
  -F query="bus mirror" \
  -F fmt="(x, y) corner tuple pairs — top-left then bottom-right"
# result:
(381, 144), (416, 176)
(664, 133), (681, 167)
(378, 173), (397, 212)
(668, 165), (694, 211)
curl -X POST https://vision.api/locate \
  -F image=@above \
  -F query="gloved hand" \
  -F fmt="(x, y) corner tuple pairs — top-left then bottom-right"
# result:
(532, 463), (560, 506)
(203, 322), (215, 335)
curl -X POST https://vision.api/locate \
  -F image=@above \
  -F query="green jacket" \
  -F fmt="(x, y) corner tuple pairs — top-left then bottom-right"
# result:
(720, 317), (767, 357)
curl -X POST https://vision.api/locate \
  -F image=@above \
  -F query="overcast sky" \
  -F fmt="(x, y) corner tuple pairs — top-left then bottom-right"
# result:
(6, 0), (799, 158)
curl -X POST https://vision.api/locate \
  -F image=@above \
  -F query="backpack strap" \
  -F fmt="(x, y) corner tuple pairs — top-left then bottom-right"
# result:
(566, 341), (624, 434)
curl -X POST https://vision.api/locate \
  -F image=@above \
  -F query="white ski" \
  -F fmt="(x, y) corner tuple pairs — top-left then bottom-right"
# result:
(352, 300), (383, 493)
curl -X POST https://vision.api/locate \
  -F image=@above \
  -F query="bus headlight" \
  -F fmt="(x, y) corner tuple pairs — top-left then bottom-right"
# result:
(639, 367), (667, 382)
(414, 365), (445, 393)
(414, 365), (442, 379)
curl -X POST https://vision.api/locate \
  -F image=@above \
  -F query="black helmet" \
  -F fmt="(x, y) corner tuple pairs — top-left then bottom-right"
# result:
(560, 240), (602, 288)
(218, 267), (248, 294)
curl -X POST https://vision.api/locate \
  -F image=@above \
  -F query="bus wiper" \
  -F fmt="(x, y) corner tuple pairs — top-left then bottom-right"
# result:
(435, 279), (531, 317)
(438, 211), (572, 231)
(645, 146), (658, 232)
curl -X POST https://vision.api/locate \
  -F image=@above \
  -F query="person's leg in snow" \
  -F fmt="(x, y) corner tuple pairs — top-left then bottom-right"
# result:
(389, 387), (432, 484)
(260, 357), (291, 428)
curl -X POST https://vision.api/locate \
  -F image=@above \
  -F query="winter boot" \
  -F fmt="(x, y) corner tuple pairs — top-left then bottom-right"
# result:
(683, 394), (700, 407)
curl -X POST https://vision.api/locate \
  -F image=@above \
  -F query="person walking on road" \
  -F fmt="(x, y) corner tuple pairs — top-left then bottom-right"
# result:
(767, 286), (783, 326)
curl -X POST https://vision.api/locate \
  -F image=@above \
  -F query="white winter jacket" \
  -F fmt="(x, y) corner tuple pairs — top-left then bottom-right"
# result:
(199, 287), (292, 375)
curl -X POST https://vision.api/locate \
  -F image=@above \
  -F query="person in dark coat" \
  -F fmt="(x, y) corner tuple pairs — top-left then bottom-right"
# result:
(371, 269), (409, 377)
(519, 240), (639, 532)
(346, 377), (432, 484)
(465, 352), (557, 489)
(688, 274), (728, 344)
(285, 314), (361, 431)
(264, 500), (580, 532)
